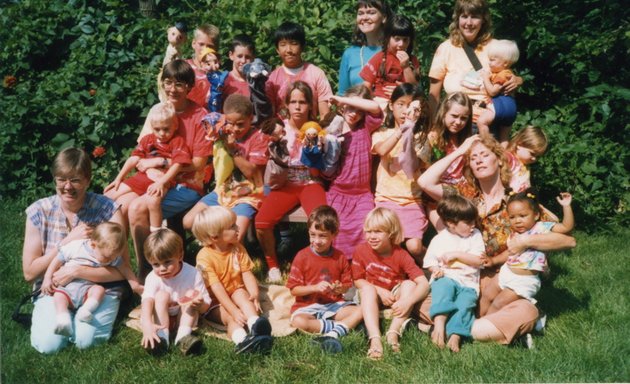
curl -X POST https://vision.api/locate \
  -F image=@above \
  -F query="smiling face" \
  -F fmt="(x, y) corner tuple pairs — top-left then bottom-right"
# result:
(224, 111), (252, 140)
(54, 173), (89, 206)
(162, 78), (190, 109)
(356, 6), (386, 37)
(444, 102), (470, 136)
(229, 45), (254, 76)
(468, 142), (500, 180)
(507, 200), (539, 234)
(458, 12), (483, 43)
(309, 224), (335, 254)
(364, 228), (393, 256)
(276, 38), (303, 69)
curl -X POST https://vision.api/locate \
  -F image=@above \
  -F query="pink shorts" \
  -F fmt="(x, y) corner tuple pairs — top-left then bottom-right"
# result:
(375, 200), (428, 239)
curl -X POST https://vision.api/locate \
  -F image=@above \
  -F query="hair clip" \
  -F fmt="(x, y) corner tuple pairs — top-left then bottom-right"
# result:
(508, 191), (516, 196)
(526, 193), (536, 199)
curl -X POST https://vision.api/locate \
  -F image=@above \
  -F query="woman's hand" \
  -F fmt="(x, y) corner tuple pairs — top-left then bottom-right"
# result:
(62, 223), (93, 246)
(503, 75), (523, 94)
(52, 264), (81, 287)
(455, 134), (481, 156)
(391, 297), (412, 318)
(103, 179), (122, 193)
(507, 234), (528, 255)
(41, 276), (55, 296)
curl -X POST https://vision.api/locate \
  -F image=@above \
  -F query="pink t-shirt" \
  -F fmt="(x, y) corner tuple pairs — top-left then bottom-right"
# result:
(360, 51), (420, 99)
(506, 151), (531, 192)
(265, 62), (333, 117)
(222, 72), (250, 108)
(186, 58), (211, 108)
(351, 243), (422, 291)
(286, 247), (352, 312)
(174, 103), (212, 194)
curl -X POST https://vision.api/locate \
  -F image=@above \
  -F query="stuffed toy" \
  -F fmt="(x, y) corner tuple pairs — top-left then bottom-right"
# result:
(299, 122), (326, 170)
(199, 48), (229, 113)
(243, 58), (273, 124)
(260, 118), (289, 190)
(202, 112), (234, 188)
(163, 22), (188, 67)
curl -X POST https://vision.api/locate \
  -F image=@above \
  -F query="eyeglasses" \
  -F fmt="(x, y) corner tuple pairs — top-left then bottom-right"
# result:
(54, 177), (84, 187)
(163, 79), (188, 91)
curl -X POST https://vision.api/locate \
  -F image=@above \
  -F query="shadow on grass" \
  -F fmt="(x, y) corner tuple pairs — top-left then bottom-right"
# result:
(537, 254), (591, 318)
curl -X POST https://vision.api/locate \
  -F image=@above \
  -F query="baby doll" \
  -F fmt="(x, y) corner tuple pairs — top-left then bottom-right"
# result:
(299, 121), (326, 170)
(261, 118), (289, 190)
(243, 58), (272, 125)
(200, 48), (229, 113)
(318, 113), (345, 178)
(163, 22), (188, 67)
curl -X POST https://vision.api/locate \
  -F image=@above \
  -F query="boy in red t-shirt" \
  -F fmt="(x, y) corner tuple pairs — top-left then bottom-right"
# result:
(286, 205), (363, 353)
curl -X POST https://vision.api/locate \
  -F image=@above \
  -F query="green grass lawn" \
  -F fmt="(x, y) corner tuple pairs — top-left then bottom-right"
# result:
(2, 199), (629, 383)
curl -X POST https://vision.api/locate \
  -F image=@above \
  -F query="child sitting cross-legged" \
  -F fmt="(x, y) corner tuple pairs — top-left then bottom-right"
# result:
(423, 194), (485, 353)
(140, 229), (211, 356)
(192, 206), (273, 354)
(286, 205), (363, 354)
(352, 207), (429, 360)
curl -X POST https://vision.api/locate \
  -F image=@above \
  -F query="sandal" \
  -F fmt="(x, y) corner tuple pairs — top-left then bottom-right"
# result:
(366, 335), (383, 361)
(385, 330), (401, 353)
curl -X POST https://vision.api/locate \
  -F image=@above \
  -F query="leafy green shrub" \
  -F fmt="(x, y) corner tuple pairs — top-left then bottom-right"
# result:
(1, 0), (627, 230)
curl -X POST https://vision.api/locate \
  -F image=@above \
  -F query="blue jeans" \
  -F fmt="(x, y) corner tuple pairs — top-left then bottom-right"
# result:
(30, 293), (120, 354)
(161, 184), (202, 219)
(430, 277), (478, 338)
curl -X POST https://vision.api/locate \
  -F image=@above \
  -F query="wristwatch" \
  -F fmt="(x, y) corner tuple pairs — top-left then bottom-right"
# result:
(162, 158), (168, 168)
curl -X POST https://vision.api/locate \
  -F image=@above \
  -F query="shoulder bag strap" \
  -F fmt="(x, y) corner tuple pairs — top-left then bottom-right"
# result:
(462, 41), (483, 71)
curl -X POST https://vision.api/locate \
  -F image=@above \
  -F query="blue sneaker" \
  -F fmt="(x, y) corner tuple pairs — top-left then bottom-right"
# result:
(311, 336), (343, 354)
(251, 317), (272, 336)
(235, 335), (273, 354)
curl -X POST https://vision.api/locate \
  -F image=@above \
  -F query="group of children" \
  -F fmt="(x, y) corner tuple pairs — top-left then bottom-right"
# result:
(39, 14), (577, 358)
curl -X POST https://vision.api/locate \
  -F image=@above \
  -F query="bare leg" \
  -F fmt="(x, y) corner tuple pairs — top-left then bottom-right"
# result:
(76, 285), (105, 322)
(476, 108), (495, 136)
(333, 305), (363, 331)
(387, 280), (417, 351)
(235, 216), (250, 243)
(290, 314), (322, 334)
(405, 238), (425, 267)
(145, 194), (164, 230)
(111, 192), (140, 233)
(182, 200), (209, 230)
(153, 291), (171, 329)
(486, 288), (521, 315)
(255, 227), (278, 270)
(129, 197), (151, 281)
(471, 318), (505, 343)
(359, 284), (383, 359)
(498, 125), (511, 148)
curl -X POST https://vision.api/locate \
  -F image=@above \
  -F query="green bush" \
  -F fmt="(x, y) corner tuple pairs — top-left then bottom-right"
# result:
(1, 0), (627, 230)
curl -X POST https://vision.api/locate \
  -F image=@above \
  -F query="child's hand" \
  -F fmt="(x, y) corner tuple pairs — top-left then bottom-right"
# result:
(314, 281), (333, 294)
(250, 296), (262, 313)
(481, 255), (494, 268)
(231, 308), (248, 327)
(396, 51), (410, 69)
(41, 276), (55, 296)
(147, 182), (167, 197)
(376, 286), (396, 307)
(431, 268), (444, 279)
(391, 297), (413, 318)
(328, 95), (343, 107)
(330, 281), (345, 295)
(103, 179), (122, 193)
(479, 68), (491, 79)
(141, 322), (164, 350)
(62, 223), (93, 245)
(557, 192), (572, 206)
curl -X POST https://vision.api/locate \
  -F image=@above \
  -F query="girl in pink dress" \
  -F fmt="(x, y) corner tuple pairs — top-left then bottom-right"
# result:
(326, 85), (383, 259)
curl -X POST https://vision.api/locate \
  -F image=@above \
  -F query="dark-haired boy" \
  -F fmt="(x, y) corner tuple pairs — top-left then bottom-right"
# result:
(265, 22), (333, 117)
(286, 205), (363, 353)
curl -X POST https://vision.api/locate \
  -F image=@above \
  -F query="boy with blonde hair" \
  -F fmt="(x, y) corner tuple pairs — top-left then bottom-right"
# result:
(193, 206), (273, 354)
(186, 24), (221, 107)
(141, 229), (211, 355)
(478, 39), (520, 143)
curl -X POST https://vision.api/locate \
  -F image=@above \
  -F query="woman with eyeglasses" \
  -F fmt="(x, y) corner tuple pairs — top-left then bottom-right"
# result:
(22, 148), (130, 353)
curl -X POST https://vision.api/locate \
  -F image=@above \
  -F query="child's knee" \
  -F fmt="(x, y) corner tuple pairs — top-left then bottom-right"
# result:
(31, 333), (67, 354)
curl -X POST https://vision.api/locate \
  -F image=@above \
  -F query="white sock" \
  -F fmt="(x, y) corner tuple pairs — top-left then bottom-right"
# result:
(76, 298), (100, 323)
(175, 326), (192, 345)
(150, 226), (162, 232)
(247, 316), (259, 332)
(231, 327), (247, 345)
(54, 312), (73, 336)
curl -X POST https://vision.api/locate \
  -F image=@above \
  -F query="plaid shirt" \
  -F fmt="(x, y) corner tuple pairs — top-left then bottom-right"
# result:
(26, 192), (119, 280)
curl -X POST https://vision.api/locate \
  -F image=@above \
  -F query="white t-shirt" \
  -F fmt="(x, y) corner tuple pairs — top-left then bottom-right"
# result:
(142, 262), (211, 307)
(424, 228), (485, 292)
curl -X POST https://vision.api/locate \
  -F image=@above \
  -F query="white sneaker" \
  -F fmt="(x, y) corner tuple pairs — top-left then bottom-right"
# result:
(267, 267), (282, 283)
(535, 314), (547, 333)
(523, 333), (535, 349)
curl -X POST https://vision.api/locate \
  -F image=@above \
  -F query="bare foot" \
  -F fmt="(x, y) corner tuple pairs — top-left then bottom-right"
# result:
(431, 316), (446, 349)
(447, 334), (461, 353)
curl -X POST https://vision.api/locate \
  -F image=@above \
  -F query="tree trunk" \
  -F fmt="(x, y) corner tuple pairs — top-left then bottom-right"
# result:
(138, 0), (156, 18)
